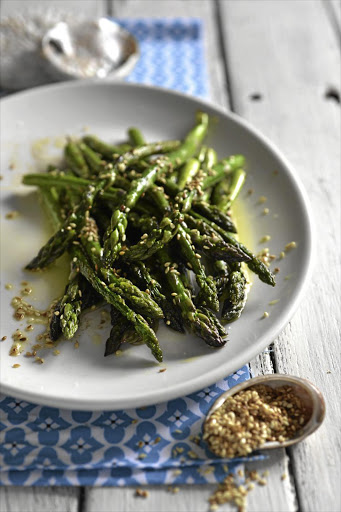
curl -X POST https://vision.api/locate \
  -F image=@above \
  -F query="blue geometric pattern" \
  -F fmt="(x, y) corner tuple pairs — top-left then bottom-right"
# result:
(0, 367), (255, 485)
(117, 18), (209, 98)
(0, 19), (256, 487)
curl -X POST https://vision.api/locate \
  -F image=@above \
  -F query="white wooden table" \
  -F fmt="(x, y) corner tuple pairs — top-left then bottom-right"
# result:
(1, 1), (340, 511)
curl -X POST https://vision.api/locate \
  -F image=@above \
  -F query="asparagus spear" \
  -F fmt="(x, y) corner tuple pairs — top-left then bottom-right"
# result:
(200, 306), (227, 338)
(211, 260), (231, 300)
(221, 269), (248, 322)
(157, 248), (225, 347)
(104, 306), (145, 356)
(128, 127), (146, 147)
(212, 168), (246, 212)
(79, 142), (107, 175)
(105, 306), (131, 356)
(102, 113), (209, 266)
(177, 157), (200, 189)
(64, 140), (90, 178)
(201, 147), (218, 171)
(123, 212), (180, 261)
(201, 155), (245, 191)
(82, 135), (131, 159)
(113, 139), (182, 171)
(190, 211), (276, 286)
(22, 173), (126, 204)
(210, 165), (248, 321)
(100, 268), (163, 319)
(26, 164), (117, 270)
(75, 248), (163, 362)
(128, 262), (185, 333)
(177, 225), (219, 311)
(185, 226), (251, 263)
(191, 201), (237, 233)
(60, 295), (82, 338)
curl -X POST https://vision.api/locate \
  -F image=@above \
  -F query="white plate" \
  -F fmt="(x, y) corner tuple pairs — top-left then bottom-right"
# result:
(0, 81), (313, 410)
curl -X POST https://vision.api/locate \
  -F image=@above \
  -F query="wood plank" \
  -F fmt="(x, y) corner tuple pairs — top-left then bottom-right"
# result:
(110, 0), (230, 108)
(85, 451), (296, 512)
(85, 2), (297, 511)
(0, 2), (102, 510)
(0, 0), (106, 17)
(0, 487), (80, 512)
(330, 0), (341, 28)
(219, 1), (340, 512)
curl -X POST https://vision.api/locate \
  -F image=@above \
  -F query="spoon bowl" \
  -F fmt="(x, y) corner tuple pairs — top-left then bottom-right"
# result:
(41, 18), (139, 81)
(205, 374), (325, 451)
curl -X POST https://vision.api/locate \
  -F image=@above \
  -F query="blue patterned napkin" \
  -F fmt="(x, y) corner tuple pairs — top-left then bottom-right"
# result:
(0, 19), (254, 486)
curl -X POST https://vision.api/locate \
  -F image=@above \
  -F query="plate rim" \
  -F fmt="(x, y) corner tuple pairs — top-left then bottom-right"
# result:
(0, 80), (314, 410)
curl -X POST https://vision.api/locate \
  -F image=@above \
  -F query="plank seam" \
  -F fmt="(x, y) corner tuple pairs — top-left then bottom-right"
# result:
(106, 0), (113, 17)
(78, 487), (86, 512)
(271, 335), (302, 510)
(214, 0), (235, 111)
(287, 447), (303, 512)
(322, 0), (341, 46)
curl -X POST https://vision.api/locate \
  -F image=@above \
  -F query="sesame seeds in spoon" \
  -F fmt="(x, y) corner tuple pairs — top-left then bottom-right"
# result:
(203, 374), (325, 459)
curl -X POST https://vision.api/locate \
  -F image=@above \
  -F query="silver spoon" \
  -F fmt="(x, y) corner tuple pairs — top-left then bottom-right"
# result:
(205, 374), (325, 451)
(41, 18), (139, 81)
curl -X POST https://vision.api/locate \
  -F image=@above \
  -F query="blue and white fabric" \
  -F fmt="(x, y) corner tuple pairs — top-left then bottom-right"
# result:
(0, 19), (254, 486)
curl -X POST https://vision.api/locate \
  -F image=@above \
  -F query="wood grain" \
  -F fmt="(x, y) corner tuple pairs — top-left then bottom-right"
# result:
(220, 1), (341, 511)
(0, 486), (80, 512)
(0, 0), (106, 17)
(1, 1), (340, 511)
(110, 0), (230, 108)
(329, 0), (341, 29)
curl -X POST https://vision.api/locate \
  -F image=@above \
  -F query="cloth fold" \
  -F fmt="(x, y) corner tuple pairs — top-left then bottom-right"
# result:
(0, 19), (256, 486)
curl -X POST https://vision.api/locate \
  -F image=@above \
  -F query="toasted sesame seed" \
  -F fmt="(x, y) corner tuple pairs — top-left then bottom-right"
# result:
(188, 450), (198, 459)
(204, 384), (309, 462)
(12, 364), (21, 368)
(1, 336), (7, 341)
(5, 210), (20, 220)
(259, 235), (271, 243)
(135, 488), (149, 498)
(285, 241), (297, 251)
(167, 486), (180, 494)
